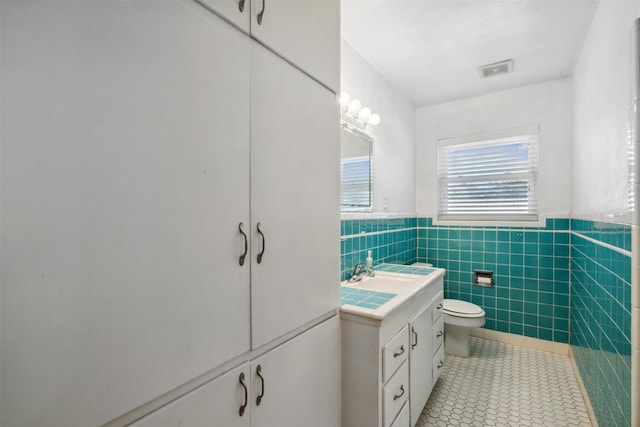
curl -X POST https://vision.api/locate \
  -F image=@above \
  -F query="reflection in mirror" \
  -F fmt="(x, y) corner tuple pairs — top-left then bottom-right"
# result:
(340, 123), (372, 212)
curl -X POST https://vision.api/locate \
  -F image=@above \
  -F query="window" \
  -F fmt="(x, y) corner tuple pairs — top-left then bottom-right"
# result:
(437, 127), (539, 222)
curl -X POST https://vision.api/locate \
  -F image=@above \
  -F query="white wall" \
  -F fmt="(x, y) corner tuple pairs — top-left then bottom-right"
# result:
(416, 78), (573, 220)
(572, 1), (640, 223)
(341, 39), (416, 214)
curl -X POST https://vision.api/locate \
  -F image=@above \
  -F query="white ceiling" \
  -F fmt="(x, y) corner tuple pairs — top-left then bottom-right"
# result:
(341, 0), (599, 107)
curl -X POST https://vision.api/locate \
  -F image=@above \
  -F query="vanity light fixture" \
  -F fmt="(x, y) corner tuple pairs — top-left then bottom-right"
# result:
(339, 92), (380, 127)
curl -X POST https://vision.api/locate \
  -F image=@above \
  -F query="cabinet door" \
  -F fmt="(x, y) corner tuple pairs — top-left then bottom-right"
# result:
(196, 0), (250, 33)
(409, 303), (433, 427)
(249, 0), (340, 92)
(250, 42), (340, 348)
(1, 2), (250, 426)
(131, 364), (251, 427)
(250, 316), (341, 427)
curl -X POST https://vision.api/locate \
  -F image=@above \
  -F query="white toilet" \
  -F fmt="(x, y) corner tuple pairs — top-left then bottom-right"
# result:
(442, 299), (485, 357)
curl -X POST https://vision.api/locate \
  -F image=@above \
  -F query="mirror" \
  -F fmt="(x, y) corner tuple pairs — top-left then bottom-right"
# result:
(340, 124), (373, 212)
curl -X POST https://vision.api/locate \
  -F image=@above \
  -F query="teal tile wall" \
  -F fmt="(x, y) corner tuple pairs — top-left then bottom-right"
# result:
(417, 217), (571, 343)
(570, 220), (631, 427)
(340, 217), (417, 281)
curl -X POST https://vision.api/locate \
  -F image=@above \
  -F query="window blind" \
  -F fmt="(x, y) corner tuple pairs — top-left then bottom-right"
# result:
(341, 156), (372, 210)
(438, 134), (538, 221)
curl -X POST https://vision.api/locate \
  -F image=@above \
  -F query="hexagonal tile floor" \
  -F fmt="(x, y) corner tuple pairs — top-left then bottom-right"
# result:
(417, 337), (592, 427)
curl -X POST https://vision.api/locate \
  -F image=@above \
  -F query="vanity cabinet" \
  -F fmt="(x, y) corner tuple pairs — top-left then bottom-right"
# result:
(1, 1), (339, 426)
(408, 303), (433, 424)
(341, 274), (444, 427)
(132, 317), (340, 427)
(431, 292), (445, 388)
(197, 0), (339, 92)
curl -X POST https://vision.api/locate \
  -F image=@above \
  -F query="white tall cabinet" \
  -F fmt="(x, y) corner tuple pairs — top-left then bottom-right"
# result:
(250, 44), (339, 348)
(0, 1), (340, 426)
(131, 316), (340, 427)
(197, 0), (340, 92)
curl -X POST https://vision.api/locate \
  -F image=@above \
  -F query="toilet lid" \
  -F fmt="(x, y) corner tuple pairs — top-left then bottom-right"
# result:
(443, 299), (484, 315)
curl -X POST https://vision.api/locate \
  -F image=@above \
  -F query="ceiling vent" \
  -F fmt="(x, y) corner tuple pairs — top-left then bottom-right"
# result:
(478, 59), (513, 78)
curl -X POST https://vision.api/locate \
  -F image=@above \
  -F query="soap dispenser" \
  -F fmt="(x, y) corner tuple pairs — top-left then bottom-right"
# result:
(366, 250), (375, 277)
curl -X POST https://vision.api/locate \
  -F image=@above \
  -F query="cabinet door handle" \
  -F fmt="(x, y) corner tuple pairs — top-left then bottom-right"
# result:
(411, 327), (418, 349)
(256, 223), (265, 264)
(393, 385), (405, 401)
(256, 364), (265, 406)
(239, 223), (248, 266)
(393, 345), (404, 358)
(238, 372), (248, 416)
(436, 302), (443, 310)
(437, 330), (443, 338)
(257, 0), (265, 25)
(437, 360), (444, 369)
(238, 0), (245, 12)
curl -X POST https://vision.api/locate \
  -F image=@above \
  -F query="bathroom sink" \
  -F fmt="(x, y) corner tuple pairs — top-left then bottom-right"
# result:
(341, 267), (446, 320)
(347, 273), (417, 293)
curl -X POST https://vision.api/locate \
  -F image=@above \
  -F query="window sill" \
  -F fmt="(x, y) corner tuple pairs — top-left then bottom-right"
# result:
(433, 216), (545, 228)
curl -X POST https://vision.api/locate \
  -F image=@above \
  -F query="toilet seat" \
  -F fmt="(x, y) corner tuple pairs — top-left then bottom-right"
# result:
(443, 299), (485, 318)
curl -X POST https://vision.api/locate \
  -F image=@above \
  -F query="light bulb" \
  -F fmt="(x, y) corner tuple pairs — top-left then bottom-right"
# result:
(359, 107), (371, 122)
(369, 113), (381, 126)
(348, 99), (362, 116)
(339, 92), (351, 111)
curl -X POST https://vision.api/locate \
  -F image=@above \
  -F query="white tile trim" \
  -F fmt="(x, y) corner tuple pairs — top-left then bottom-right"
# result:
(571, 230), (631, 257)
(568, 346), (600, 427)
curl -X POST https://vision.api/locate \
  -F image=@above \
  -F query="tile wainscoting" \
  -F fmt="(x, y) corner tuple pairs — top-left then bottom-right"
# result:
(570, 220), (631, 426)
(340, 217), (417, 281)
(417, 218), (571, 344)
(339, 215), (631, 427)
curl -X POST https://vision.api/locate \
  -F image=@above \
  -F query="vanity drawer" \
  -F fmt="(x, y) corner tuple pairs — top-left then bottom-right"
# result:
(383, 360), (408, 427)
(432, 291), (444, 323)
(383, 325), (408, 383)
(432, 315), (444, 355)
(432, 345), (445, 387)
(390, 400), (409, 427)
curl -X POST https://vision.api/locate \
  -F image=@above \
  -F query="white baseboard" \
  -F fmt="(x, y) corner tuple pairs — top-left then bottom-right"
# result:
(470, 328), (569, 355)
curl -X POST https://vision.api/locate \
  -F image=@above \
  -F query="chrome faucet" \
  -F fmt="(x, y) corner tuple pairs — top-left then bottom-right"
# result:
(348, 263), (366, 283)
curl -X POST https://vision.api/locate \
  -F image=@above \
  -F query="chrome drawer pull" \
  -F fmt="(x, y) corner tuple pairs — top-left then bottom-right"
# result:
(393, 385), (405, 400)
(393, 345), (405, 358)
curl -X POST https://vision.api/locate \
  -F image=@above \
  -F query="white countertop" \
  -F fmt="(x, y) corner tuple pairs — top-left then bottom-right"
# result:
(340, 268), (445, 320)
